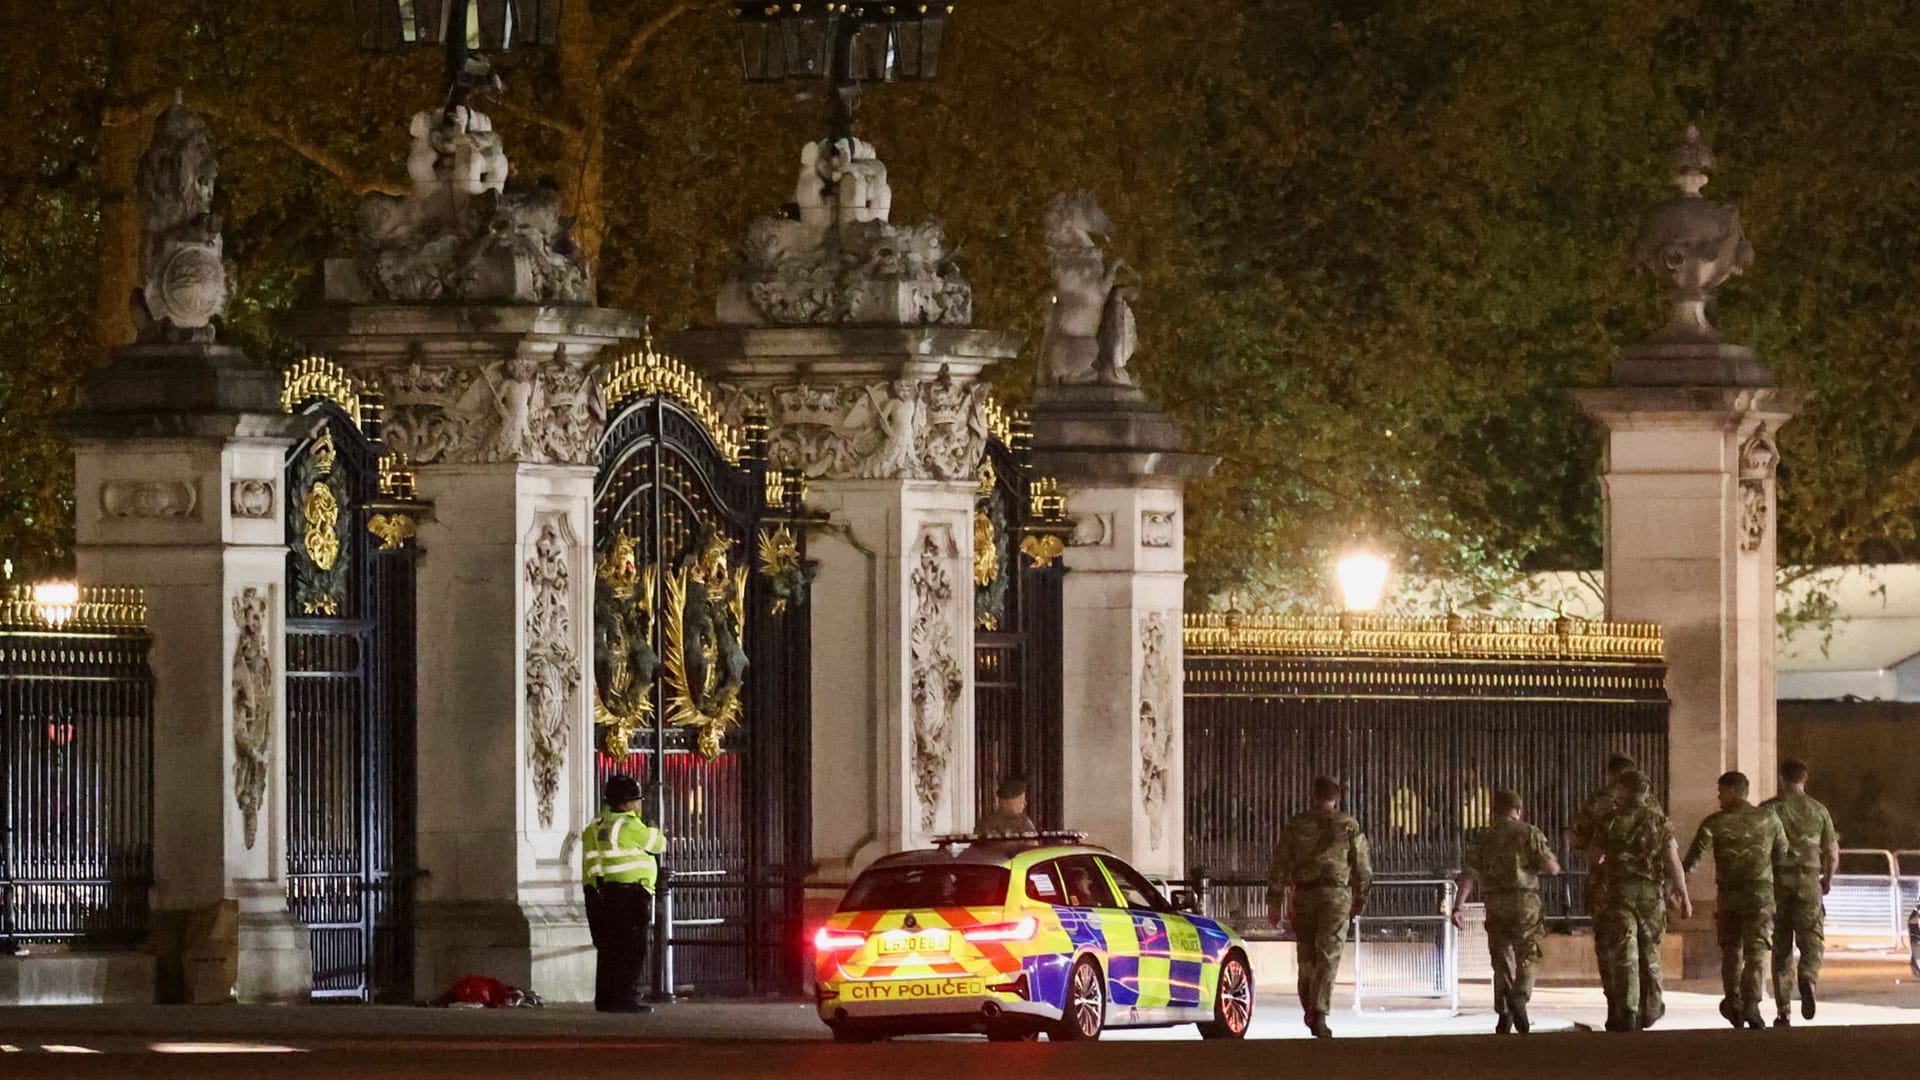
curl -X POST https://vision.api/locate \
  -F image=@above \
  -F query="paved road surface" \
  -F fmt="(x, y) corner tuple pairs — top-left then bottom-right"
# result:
(0, 958), (1913, 1077)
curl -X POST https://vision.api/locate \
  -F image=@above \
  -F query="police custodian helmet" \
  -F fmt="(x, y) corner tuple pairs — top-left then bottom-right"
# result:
(603, 774), (642, 806)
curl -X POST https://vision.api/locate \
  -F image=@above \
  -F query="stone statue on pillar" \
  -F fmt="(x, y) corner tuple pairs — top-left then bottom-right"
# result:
(1040, 191), (1137, 388)
(719, 136), (971, 327)
(134, 97), (230, 344)
(326, 105), (590, 304)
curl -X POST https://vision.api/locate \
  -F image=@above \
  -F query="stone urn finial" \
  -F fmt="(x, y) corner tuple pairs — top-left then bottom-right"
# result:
(1631, 124), (1754, 346)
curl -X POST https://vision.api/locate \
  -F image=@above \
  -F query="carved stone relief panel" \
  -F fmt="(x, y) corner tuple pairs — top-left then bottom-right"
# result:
(525, 513), (583, 829)
(1140, 510), (1177, 549)
(231, 586), (274, 849)
(101, 479), (199, 520)
(1137, 611), (1176, 851)
(909, 526), (966, 832)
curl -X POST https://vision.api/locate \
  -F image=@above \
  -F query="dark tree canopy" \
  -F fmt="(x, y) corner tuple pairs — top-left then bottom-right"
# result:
(3, 0), (1916, 605)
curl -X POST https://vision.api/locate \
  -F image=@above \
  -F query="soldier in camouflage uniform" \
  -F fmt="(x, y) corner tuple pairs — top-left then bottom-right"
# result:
(1761, 757), (1839, 1026)
(1587, 769), (1691, 1032)
(1268, 776), (1373, 1039)
(1683, 771), (1788, 1029)
(1452, 790), (1562, 1034)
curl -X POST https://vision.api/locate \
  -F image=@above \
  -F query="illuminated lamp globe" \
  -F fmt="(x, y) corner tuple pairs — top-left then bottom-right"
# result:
(32, 581), (80, 628)
(1335, 551), (1391, 614)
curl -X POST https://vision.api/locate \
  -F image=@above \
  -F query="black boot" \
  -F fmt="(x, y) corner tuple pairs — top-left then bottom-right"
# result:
(1719, 999), (1741, 1029)
(1639, 1000), (1666, 1030)
(1511, 1003), (1531, 1035)
(1495, 1011), (1512, 1035)
(1774, 1008), (1792, 1029)
(1799, 977), (1816, 1020)
(1306, 1010), (1332, 1038)
(1743, 1003), (1767, 1030)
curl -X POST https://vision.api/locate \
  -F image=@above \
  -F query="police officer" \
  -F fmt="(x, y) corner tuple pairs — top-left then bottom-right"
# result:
(582, 774), (668, 1014)
(1267, 776), (1372, 1038)
(1451, 789), (1561, 1034)
(1587, 768), (1691, 1032)
(1683, 771), (1788, 1030)
(1761, 757), (1839, 1025)
(977, 776), (1038, 838)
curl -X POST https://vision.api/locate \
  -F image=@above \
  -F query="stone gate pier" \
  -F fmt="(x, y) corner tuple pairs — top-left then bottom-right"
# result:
(1025, 193), (1216, 878)
(292, 103), (637, 1002)
(1577, 129), (1809, 928)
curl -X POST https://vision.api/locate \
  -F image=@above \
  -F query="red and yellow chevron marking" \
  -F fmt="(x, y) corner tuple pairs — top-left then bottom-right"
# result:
(819, 906), (1043, 987)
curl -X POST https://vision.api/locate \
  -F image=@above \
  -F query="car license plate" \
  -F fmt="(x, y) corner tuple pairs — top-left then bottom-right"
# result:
(877, 932), (945, 955)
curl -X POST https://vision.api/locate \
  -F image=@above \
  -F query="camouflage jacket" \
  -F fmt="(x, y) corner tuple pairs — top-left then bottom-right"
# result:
(1465, 818), (1555, 894)
(1571, 785), (1666, 852)
(1594, 795), (1674, 894)
(1761, 790), (1838, 886)
(1269, 809), (1373, 898)
(1683, 801), (1787, 900)
(976, 807), (1036, 838)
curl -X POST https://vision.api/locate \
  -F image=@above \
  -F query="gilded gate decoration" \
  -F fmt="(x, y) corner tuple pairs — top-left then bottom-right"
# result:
(593, 335), (812, 995)
(972, 405), (1072, 829)
(280, 356), (422, 1002)
(662, 529), (750, 760)
(593, 533), (658, 760)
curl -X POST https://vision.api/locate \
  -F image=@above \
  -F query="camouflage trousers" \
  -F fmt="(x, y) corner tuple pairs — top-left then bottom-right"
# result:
(1291, 886), (1352, 1015)
(1773, 879), (1825, 1010)
(1485, 891), (1545, 1017)
(1715, 894), (1774, 1011)
(1594, 883), (1667, 1025)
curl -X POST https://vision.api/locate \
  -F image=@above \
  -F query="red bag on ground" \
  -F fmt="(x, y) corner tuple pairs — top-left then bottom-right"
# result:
(437, 975), (541, 1008)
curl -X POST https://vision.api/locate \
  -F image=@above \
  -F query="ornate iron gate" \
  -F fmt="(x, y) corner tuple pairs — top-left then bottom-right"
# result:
(282, 359), (421, 1002)
(972, 411), (1068, 829)
(592, 340), (812, 996)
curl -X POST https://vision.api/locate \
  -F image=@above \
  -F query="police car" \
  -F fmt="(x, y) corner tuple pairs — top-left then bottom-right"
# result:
(813, 835), (1254, 1042)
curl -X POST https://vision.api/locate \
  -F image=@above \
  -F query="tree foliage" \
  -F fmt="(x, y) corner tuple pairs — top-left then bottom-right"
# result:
(3, 0), (1918, 603)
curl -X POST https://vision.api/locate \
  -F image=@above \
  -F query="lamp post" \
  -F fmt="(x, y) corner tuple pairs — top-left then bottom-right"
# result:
(733, 0), (954, 141)
(349, 0), (563, 109)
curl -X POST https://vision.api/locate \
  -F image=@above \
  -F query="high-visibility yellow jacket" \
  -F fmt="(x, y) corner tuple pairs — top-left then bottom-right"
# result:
(582, 808), (668, 891)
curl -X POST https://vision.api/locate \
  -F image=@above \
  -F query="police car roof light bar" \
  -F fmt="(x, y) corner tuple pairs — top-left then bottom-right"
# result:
(930, 830), (1092, 848)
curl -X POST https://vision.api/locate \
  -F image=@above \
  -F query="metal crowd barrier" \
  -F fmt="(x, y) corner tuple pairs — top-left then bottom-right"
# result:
(1351, 879), (1460, 1015)
(1897, 851), (1920, 919)
(1827, 849), (1907, 952)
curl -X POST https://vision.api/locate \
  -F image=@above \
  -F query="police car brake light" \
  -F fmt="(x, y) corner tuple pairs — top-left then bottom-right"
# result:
(814, 926), (868, 951)
(961, 916), (1038, 943)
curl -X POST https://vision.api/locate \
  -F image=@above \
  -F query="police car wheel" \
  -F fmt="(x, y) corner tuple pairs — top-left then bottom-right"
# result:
(1051, 958), (1106, 1041)
(1198, 954), (1254, 1039)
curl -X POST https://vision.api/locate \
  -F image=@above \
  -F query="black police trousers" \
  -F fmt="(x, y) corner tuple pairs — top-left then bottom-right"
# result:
(585, 881), (653, 1011)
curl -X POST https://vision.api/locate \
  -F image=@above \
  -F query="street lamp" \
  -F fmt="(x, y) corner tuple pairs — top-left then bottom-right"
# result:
(1335, 549), (1391, 614)
(349, 0), (563, 107)
(733, 0), (955, 141)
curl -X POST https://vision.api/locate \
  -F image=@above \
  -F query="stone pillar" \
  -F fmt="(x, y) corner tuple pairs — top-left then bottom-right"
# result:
(1574, 129), (1808, 909)
(293, 98), (631, 1002)
(1025, 193), (1215, 877)
(1029, 389), (1214, 877)
(63, 101), (310, 1003)
(295, 305), (637, 1002)
(671, 329), (1020, 875)
(67, 346), (313, 1003)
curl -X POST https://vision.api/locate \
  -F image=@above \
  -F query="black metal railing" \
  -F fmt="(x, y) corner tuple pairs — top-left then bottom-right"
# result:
(1183, 626), (1669, 926)
(0, 586), (154, 950)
